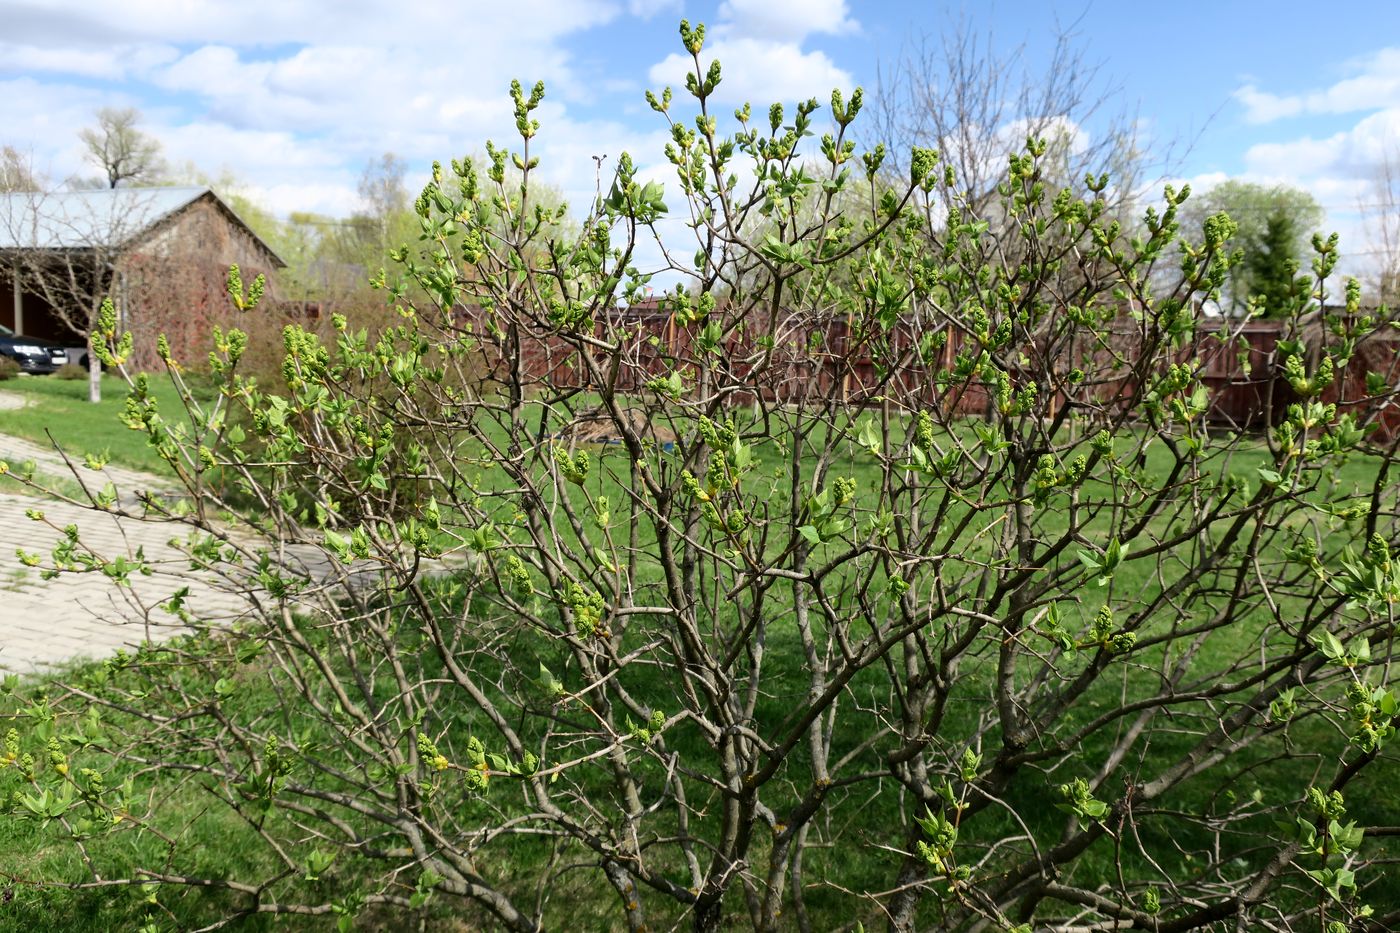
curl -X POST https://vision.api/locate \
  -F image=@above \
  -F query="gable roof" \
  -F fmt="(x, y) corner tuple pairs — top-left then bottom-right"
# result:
(0, 186), (284, 267)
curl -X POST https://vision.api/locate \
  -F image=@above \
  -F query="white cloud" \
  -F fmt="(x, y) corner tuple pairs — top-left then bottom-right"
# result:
(1243, 134), (1342, 178)
(647, 0), (858, 108)
(0, 44), (130, 80)
(0, 77), (118, 182)
(159, 122), (343, 175)
(0, 0), (669, 219)
(0, 0), (867, 239)
(1226, 51), (1400, 281)
(650, 39), (853, 106)
(997, 115), (1090, 158)
(1236, 47), (1400, 123)
(1234, 85), (1303, 124)
(715, 0), (857, 43)
(0, 1), (622, 50)
(1243, 108), (1400, 181)
(1175, 108), (1400, 284)
(243, 182), (363, 219)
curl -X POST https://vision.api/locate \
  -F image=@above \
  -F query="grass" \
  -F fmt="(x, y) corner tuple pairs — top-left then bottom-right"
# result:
(0, 395), (1396, 930)
(0, 373), (192, 477)
(437, 415), (1400, 924)
(4, 604), (1392, 932)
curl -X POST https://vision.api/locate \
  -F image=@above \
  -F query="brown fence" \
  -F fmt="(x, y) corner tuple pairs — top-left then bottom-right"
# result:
(1194, 319), (1400, 441)
(471, 305), (1400, 442)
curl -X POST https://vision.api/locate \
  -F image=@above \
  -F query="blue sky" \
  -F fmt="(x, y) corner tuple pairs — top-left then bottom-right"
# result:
(4, 0), (1400, 276)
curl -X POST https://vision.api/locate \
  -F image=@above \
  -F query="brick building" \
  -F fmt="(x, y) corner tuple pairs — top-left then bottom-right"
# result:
(0, 186), (283, 368)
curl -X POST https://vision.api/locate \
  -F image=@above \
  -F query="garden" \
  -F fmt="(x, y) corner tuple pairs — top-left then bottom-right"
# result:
(1, 22), (1398, 933)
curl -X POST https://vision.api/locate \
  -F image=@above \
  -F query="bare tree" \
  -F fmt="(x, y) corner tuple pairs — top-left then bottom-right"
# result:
(0, 145), (39, 193)
(1361, 148), (1400, 306)
(0, 187), (161, 402)
(78, 106), (166, 189)
(867, 15), (1150, 219)
(353, 151), (412, 257)
(359, 152), (410, 219)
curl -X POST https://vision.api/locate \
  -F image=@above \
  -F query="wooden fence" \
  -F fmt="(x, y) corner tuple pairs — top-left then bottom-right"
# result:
(474, 305), (1400, 442)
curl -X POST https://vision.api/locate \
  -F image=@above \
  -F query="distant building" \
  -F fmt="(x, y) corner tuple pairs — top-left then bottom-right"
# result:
(0, 186), (284, 368)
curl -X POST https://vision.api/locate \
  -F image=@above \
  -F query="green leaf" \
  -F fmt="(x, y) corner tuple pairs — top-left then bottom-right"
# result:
(857, 418), (881, 453)
(323, 529), (355, 564)
(1309, 630), (1346, 661)
(236, 640), (266, 664)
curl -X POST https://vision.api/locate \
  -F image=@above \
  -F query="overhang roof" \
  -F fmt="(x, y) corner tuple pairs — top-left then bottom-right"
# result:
(0, 186), (284, 267)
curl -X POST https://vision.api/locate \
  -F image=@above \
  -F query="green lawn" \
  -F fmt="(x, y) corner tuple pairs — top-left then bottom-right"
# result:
(0, 393), (1396, 930)
(0, 373), (194, 477)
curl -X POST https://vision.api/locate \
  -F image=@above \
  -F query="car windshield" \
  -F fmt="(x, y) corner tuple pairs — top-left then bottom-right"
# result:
(0, 325), (13, 336)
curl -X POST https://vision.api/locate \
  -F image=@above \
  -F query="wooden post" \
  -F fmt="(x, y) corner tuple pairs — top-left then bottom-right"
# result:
(119, 269), (128, 332)
(11, 262), (22, 335)
(841, 311), (851, 404)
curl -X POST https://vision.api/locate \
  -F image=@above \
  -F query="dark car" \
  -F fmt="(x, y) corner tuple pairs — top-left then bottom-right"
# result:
(0, 325), (69, 374)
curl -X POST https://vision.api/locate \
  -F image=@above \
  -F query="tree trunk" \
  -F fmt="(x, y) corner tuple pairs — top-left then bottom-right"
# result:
(693, 898), (723, 933)
(88, 336), (102, 404)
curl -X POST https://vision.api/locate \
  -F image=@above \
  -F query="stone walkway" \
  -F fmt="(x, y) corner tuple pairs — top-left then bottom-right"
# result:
(0, 430), (249, 676)
(0, 408), (449, 678)
(0, 430), (175, 499)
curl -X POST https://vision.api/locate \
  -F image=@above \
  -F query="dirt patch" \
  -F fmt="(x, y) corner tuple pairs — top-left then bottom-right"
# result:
(564, 406), (679, 447)
(0, 391), (28, 411)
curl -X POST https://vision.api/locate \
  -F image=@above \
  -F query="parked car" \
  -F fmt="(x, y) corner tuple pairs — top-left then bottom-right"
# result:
(0, 325), (70, 374)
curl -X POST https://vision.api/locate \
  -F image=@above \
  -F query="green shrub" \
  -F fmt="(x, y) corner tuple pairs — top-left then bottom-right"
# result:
(4, 23), (1397, 933)
(0, 356), (20, 380)
(54, 362), (86, 381)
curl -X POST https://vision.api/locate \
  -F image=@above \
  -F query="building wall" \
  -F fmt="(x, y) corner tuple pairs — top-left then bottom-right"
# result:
(136, 196), (280, 277)
(3, 193), (281, 369)
(118, 195), (282, 370)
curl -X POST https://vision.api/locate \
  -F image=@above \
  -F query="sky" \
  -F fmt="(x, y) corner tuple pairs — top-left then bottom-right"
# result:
(4, 0), (1400, 279)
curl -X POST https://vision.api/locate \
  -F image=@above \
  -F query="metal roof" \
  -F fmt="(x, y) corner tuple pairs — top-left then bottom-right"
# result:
(0, 186), (283, 266)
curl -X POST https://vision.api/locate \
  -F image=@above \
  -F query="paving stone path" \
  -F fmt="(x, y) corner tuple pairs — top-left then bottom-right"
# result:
(0, 429), (175, 499)
(0, 429), (249, 676)
(0, 394), (457, 678)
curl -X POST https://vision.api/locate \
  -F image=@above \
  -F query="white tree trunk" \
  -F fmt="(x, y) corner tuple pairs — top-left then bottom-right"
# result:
(88, 336), (102, 404)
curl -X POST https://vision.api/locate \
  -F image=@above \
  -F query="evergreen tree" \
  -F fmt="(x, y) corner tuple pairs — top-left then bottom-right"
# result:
(1246, 208), (1302, 317)
(1180, 180), (1323, 313)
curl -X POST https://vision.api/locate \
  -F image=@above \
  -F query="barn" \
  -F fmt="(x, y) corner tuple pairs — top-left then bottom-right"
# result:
(0, 186), (284, 369)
